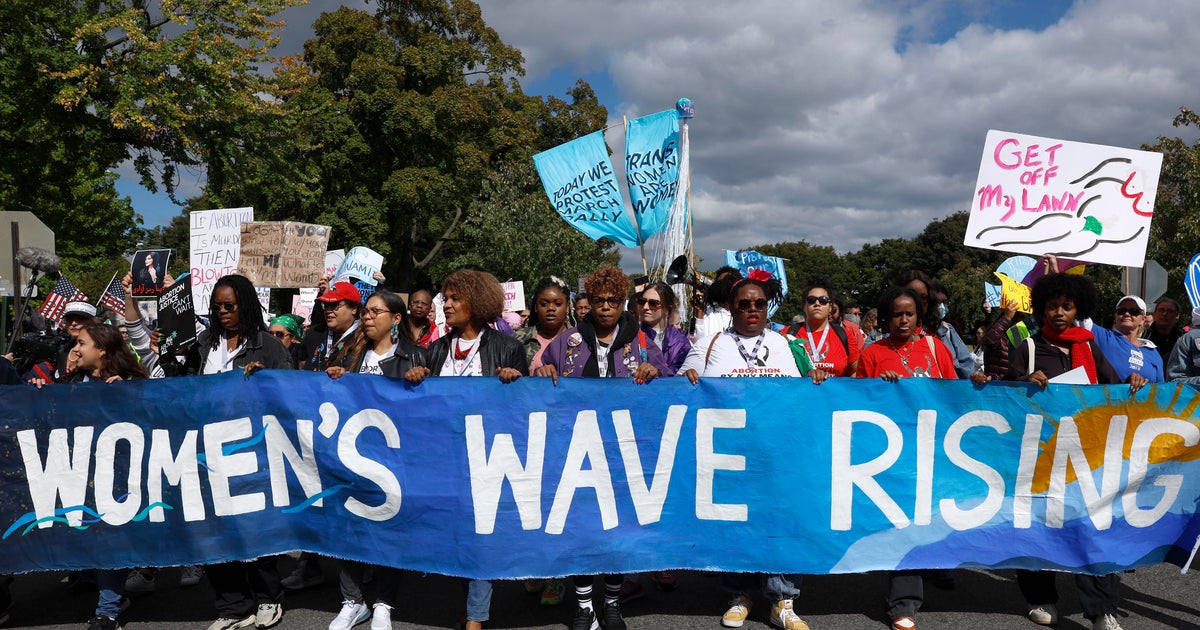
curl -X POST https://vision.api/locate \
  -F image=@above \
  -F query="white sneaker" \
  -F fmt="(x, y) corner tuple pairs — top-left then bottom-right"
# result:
(1027, 603), (1058, 626)
(370, 603), (393, 630)
(179, 565), (204, 587)
(329, 601), (370, 630)
(124, 571), (156, 596)
(1092, 613), (1124, 630)
(255, 602), (283, 629)
(207, 616), (255, 630)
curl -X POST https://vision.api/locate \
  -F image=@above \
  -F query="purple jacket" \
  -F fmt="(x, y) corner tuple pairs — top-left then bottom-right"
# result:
(642, 323), (691, 376)
(543, 312), (671, 378)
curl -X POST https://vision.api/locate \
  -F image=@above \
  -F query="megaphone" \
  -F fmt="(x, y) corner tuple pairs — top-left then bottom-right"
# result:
(665, 255), (711, 289)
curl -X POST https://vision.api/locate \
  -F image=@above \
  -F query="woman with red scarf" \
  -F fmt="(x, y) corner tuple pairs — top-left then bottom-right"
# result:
(1004, 271), (1144, 630)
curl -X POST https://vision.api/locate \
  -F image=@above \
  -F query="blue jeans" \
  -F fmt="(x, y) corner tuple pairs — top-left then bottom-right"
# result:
(721, 573), (802, 601)
(95, 569), (126, 618)
(460, 579), (492, 622)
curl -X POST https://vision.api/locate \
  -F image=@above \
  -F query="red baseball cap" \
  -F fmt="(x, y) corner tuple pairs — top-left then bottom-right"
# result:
(317, 281), (362, 304)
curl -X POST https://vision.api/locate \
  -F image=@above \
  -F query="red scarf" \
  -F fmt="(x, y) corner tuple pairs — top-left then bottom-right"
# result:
(1040, 326), (1098, 384)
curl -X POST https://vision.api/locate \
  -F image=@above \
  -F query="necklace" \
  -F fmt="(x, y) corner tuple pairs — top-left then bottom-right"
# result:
(890, 336), (931, 377)
(450, 335), (481, 376)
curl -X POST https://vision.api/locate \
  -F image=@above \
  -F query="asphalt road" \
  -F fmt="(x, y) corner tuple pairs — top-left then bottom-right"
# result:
(6, 556), (1200, 630)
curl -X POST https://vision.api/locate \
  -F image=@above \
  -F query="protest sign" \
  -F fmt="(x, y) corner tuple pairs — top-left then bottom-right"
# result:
(625, 110), (680, 239)
(534, 131), (639, 247)
(332, 247), (384, 287)
(502, 281), (525, 313)
(157, 272), (197, 355)
(984, 283), (1002, 308)
(292, 288), (318, 324)
(129, 249), (171, 297)
(238, 222), (332, 289)
(724, 249), (789, 317)
(324, 249), (345, 280)
(190, 207), (253, 314)
(5, 376), (1200, 579)
(965, 130), (1163, 267)
(994, 273), (1032, 314)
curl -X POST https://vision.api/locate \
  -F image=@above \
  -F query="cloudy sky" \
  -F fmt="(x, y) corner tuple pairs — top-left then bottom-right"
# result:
(120, 0), (1200, 271)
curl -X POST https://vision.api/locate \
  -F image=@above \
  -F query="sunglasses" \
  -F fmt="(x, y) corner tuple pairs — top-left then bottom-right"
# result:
(804, 295), (832, 306)
(637, 297), (662, 309)
(735, 298), (769, 312)
(270, 330), (291, 339)
(1115, 308), (1143, 316)
(212, 302), (238, 313)
(589, 296), (623, 308)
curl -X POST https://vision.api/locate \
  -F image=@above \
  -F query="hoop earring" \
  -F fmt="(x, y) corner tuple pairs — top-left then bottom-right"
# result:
(390, 321), (400, 343)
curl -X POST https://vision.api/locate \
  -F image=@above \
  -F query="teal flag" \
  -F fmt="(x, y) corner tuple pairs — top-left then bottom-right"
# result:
(625, 110), (680, 238)
(534, 132), (638, 247)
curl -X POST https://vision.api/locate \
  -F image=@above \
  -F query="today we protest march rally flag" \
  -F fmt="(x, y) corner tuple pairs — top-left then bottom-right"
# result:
(3, 374), (1200, 578)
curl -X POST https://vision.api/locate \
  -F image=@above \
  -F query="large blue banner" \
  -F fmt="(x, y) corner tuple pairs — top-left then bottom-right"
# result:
(533, 131), (639, 247)
(3, 373), (1200, 578)
(624, 109), (680, 239)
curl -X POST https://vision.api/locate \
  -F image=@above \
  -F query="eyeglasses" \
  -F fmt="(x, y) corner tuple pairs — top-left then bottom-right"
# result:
(270, 330), (292, 339)
(1156, 307), (1179, 315)
(804, 295), (832, 306)
(1115, 308), (1144, 316)
(364, 308), (392, 318)
(212, 302), (238, 313)
(589, 295), (623, 308)
(637, 297), (662, 309)
(735, 298), (769, 312)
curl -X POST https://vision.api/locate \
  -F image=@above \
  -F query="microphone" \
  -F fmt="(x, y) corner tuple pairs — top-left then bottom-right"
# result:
(16, 247), (62, 275)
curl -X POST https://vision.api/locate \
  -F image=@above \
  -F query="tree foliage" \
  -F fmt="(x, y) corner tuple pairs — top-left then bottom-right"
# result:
(1143, 107), (1200, 307)
(202, 1), (617, 290)
(0, 0), (301, 280)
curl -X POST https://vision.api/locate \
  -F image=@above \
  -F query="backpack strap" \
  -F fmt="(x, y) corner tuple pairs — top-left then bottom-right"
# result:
(705, 333), (720, 365)
(830, 321), (850, 355)
(1025, 335), (1035, 377)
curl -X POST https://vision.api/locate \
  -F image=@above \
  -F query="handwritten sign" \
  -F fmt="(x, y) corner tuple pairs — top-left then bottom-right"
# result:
(533, 131), (639, 247)
(965, 130), (1163, 266)
(332, 247), (384, 287)
(292, 288), (318, 324)
(324, 249), (345, 280)
(502, 281), (525, 313)
(238, 222), (332, 288)
(994, 272), (1032, 314)
(625, 110), (680, 238)
(158, 273), (197, 355)
(190, 207), (253, 314)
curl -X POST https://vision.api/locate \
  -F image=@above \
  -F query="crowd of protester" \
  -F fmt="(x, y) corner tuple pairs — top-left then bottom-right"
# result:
(3, 250), (1197, 630)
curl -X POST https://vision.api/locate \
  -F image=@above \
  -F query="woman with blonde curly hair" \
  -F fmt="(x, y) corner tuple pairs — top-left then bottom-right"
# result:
(403, 269), (527, 630)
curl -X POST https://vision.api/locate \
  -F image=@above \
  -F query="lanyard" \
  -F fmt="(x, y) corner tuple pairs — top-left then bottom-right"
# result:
(804, 322), (831, 362)
(729, 329), (766, 368)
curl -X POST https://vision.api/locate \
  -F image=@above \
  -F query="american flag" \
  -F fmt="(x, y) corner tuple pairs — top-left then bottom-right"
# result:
(99, 274), (126, 314)
(39, 275), (87, 322)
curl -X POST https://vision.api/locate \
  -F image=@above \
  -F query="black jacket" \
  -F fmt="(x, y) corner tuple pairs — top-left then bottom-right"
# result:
(420, 327), (528, 377)
(187, 328), (294, 374)
(370, 339), (426, 378)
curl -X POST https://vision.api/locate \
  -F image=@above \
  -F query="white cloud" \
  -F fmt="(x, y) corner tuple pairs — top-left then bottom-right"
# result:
(479, 0), (1200, 270)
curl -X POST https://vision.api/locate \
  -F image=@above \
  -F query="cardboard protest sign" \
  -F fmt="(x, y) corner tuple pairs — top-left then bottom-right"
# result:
(158, 272), (197, 355)
(332, 247), (384, 287)
(190, 207), (253, 314)
(502, 281), (525, 313)
(965, 130), (1163, 267)
(238, 222), (332, 289)
(130, 249), (171, 297)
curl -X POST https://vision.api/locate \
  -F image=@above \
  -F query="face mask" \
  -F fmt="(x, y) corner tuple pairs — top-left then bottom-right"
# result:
(937, 303), (949, 319)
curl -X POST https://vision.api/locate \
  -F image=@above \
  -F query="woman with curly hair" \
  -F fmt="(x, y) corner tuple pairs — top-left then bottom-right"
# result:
(535, 266), (667, 630)
(403, 269), (527, 630)
(1003, 264), (1143, 630)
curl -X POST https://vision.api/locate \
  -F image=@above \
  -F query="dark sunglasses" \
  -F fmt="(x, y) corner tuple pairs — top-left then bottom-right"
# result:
(804, 295), (832, 305)
(1115, 308), (1143, 316)
(270, 331), (291, 339)
(735, 298), (769, 312)
(212, 302), (238, 313)
(589, 296), (623, 308)
(637, 297), (662, 309)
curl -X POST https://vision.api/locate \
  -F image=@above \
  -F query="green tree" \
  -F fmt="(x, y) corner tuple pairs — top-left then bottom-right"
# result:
(0, 0), (301, 278)
(1144, 107), (1200, 308)
(203, 2), (617, 290)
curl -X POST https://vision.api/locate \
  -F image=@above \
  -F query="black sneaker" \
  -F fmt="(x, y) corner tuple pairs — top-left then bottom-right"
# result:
(572, 607), (599, 630)
(602, 602), (626, 630)
(85, 615), (120, 630)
